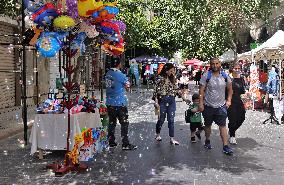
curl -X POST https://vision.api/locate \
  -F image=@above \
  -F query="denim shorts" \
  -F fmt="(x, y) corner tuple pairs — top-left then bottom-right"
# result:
(202, 104), (227, 126)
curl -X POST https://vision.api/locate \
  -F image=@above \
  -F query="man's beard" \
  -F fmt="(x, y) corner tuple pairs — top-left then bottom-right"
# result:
(211, 67), (220, 72)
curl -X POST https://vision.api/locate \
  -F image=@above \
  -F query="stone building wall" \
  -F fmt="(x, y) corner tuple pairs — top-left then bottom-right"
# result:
(0, 15), (49, 130)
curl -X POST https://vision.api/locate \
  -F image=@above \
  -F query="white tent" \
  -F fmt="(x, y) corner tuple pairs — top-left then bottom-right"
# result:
(237, 30), (284, 61)
(254, 30), (284, 54)
(219, 49), (235, 63)
(237, 50), (255, 61)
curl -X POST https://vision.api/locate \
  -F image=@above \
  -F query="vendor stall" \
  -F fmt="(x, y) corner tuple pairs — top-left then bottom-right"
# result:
(183, 59), (203, 70)
(29, 111), (101, 158)
(238, 30), (284, 122)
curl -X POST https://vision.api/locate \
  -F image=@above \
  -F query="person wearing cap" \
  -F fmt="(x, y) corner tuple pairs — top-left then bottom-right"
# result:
(185, 93), (203, 143)
(105, 58), (137, 150)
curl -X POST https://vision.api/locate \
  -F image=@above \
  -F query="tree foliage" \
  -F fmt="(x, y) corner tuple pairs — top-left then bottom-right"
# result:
(118, 0), (280, 60)
(0, 0), (18, 18)
(0, 0), (279, 60)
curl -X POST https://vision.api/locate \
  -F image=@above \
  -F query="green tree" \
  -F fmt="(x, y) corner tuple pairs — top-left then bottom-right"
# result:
(0, 0), (18, 18)
(117, 1), (158, 52)
(202, 0), (280, 59)
(117, 0), (281, 59)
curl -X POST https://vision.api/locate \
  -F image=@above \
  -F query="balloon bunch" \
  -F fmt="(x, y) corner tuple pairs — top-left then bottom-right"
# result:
(23, 0), (126, 58)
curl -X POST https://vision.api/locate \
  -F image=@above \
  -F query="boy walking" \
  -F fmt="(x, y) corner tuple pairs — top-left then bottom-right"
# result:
(185, 94), (203, 143)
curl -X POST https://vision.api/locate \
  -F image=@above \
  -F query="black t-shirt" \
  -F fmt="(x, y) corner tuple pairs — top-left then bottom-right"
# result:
(232, 77), (245, 103)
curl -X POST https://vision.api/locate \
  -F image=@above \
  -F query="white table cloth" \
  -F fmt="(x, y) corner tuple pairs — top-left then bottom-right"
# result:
(29, 112), (101, 155)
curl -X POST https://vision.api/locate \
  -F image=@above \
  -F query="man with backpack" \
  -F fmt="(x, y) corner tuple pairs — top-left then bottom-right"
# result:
(198, 57), (234, 155)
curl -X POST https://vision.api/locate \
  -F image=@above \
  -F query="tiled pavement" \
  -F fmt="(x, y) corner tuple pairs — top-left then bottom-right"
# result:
(0, 84), (284, 185)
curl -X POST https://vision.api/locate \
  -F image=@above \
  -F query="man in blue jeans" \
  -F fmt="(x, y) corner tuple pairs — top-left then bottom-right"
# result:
(199, 58), (234, 155)
(105, 58), (137, 150)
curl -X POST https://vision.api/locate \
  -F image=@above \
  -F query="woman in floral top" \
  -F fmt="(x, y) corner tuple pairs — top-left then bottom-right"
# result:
(153, 63), (179, 145)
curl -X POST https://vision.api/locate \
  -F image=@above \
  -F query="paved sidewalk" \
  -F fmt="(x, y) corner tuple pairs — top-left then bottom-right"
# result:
(0, 84), (284, 185)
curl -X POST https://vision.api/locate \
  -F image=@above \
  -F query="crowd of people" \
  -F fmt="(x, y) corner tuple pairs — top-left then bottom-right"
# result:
(105, 57), (247, 156)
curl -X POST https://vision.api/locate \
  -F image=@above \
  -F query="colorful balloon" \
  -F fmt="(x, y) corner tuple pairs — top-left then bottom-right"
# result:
(92, 6), (119, 22)
(53, 15), (76, 29)
(111, 20), (126, 32)
(66, 0), (78, 18)
(107, 34), (120, 43)
(92, 129), (100, 141)
(71, 32), (87, 54)
(24, 0), (43, 12)
(29, 27), (43, 46)
(106, 33), (124, 45)
(78, 0), (103, 17)
(102, 42), (124, 56)
(99, 21), (120, 35)
(80, 22), (99, 38)
(36, 32), (62, 57)
(32, 3), (59, 27)
(56, 0), (68, 14)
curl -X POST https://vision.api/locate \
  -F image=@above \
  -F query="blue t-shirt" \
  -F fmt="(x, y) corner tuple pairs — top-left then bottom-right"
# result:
(105, 69), (128, 106)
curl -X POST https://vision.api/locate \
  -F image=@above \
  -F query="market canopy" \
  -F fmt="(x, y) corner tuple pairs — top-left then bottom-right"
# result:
(254, 30), (284, 54)
(152, 56), (169, 63)
(220, 49), (235, 63)
(238, 30), (284, 61)
(130, 55), (168, 63)
(183, 59), (203, 66)
(237, 50), (254, 61)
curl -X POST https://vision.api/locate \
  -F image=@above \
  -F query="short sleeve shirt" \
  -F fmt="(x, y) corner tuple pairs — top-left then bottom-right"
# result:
(199, 71), (231, 108)
(105, 69), (129, 106)
(189, 104), (202, 123)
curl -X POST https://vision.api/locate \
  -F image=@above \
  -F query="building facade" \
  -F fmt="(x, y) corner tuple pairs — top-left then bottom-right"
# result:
(0, 16), (49, 130)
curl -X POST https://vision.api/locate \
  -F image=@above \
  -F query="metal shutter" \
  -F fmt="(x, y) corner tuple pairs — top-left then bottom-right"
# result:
(0, 23), (15, 109)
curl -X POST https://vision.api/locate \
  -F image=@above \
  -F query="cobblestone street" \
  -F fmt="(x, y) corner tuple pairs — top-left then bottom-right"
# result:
(1, 86), (284, 185)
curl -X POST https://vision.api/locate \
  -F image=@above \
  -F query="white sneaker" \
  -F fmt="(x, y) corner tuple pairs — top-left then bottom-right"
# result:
(229, 137), (237, 145)
(170, 138), (180, 145)
(155, 135), (162, 141)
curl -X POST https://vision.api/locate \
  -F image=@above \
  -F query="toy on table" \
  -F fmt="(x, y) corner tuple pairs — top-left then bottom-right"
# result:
(36, 99), (64, 114)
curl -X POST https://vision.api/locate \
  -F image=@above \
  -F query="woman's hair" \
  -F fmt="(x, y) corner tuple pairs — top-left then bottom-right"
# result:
(159, 63), (175, 83)
(230, 62), (241, 71)
(159, 63), (175, 77)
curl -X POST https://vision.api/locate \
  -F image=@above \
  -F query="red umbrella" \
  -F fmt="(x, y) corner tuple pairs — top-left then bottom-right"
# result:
(183, 59), (203, 66)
